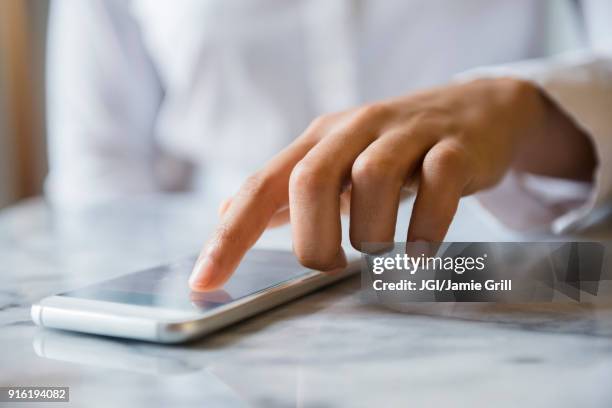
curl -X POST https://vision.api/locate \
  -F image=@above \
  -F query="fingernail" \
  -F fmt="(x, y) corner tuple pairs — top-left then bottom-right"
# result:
(407, 239), (431, 258)
(189, 254), (216, 291)
(328, 248), (348, 274)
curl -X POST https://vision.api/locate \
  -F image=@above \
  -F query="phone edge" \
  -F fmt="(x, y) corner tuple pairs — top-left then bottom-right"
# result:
(31, 261), (360, 343)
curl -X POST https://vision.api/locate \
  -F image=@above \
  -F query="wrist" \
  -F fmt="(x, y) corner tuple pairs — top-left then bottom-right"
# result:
(504, 78), (596, 181)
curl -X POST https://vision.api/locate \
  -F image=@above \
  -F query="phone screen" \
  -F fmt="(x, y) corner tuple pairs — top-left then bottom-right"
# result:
(58, 250), (311, 313)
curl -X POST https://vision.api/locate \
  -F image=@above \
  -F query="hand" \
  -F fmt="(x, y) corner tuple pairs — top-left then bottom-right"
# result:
(189, 78), (594, 291)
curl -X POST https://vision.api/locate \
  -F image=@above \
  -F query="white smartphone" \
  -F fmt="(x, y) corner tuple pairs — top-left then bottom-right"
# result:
(32, 249), (358, 343)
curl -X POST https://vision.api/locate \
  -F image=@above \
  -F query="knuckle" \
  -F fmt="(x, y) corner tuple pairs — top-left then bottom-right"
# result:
(351, 154), (400, 184)
(346, 103), (392, 130)
(356, 103), (392, 122)
(305, 113), (337, 137)
(309, 113), (333, 129)
(289, 160), (332, 193)
(411, 107), (450, 123)
(424, 143), (470, 174)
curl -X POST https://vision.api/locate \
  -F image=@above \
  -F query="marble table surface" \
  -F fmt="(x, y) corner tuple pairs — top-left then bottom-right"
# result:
(1, 194), (612, 407)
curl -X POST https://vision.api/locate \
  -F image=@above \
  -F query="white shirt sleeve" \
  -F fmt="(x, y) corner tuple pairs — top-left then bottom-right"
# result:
(45, 0), (163, 210)
(457, 0), (612, 233)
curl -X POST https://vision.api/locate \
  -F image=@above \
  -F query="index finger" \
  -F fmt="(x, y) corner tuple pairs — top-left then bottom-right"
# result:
(189, 136), (316, 291)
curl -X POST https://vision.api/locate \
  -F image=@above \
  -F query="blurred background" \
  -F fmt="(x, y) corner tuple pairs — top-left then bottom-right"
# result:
(0, 0), (48, 209)
(0, 0), (583, 210)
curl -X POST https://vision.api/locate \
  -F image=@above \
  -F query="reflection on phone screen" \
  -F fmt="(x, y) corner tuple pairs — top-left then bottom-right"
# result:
(60, 250), (310, 312)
